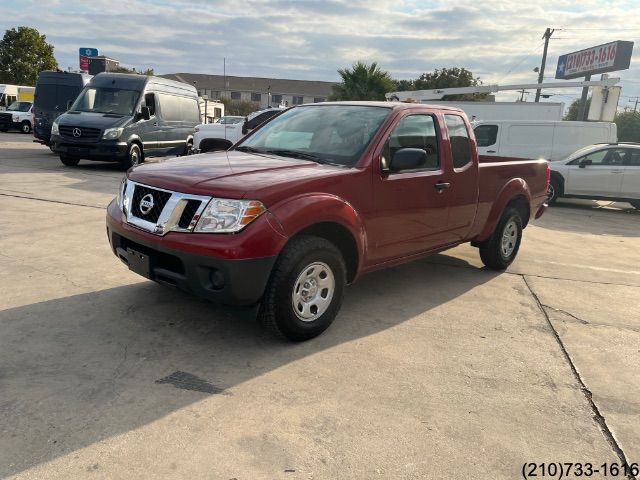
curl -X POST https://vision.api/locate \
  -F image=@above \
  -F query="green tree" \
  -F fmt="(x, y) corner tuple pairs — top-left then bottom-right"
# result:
(330, 61), (395, 101)
(0, 26), (58, 85)
(563, 97), (591, 121)
(614, 111), (640, 142)
(411, 67), (488, 101)
(220, 97), (258, 116)
(112, 66), (155, 76)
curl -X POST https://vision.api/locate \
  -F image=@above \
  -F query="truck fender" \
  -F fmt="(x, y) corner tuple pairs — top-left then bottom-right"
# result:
(475, 178), (532, 242)
(269, 193), (367, 280)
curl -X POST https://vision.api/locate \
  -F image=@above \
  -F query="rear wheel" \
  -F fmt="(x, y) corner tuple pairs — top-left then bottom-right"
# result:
(479, 207), (523, 270)
(258, 236), (346, 341)
(59, 155), (80, 167)
(21, 121), (32, 134)
(547, 177), (561, 205)
(119, 143), (142, 169)
(631, 201), (640, 211)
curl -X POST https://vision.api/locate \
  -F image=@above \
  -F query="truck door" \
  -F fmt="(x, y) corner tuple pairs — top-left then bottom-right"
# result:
(368, 113), (452, 263)
(475, 123), (500, 159)
(565, 148), (624, 197)
(443, 114), (479, 242)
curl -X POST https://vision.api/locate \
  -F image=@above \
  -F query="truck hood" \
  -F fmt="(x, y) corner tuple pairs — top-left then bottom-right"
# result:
(56, 111), (130, 129)
(127, 151), (350, 204)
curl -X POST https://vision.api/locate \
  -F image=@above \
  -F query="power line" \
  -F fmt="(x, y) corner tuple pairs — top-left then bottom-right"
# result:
(498, 40), (546, 82)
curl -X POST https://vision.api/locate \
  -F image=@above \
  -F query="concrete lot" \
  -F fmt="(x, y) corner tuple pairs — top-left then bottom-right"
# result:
(1, 132), (639, 479)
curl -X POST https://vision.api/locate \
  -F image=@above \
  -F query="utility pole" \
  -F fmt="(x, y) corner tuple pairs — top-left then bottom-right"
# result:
(577, 73), (591, 121)
(630, 96), (640, 112)
(517, 89), (529, 102)
(535, 27), (554, 103)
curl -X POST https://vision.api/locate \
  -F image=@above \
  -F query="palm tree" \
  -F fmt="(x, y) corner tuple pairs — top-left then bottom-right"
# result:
(330, 61), (395, 101)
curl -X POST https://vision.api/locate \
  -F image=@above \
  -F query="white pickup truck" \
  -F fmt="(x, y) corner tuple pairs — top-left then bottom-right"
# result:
(193, 108), (285, 153)
(0, 101), (33, 133)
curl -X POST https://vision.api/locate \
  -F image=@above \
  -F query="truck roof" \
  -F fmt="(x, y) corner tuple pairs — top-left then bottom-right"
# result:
(89, 72), (197, 96)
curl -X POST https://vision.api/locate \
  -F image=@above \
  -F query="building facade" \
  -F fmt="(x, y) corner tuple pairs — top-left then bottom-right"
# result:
(160, 73), (335, 108)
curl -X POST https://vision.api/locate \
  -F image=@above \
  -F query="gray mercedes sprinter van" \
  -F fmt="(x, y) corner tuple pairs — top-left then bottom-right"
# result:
(51, 73), (199, 168)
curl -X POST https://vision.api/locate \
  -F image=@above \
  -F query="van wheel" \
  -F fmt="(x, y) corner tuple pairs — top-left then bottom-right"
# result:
(631, 201), (640, 211)
(120, 144), (142, 169)
(479, 207), (523, 270)
(21, 121), (32, 134)
(60, 155), (80, 167)
(184, 140), (193, 156)
(258, 236), (346, 341)
(547, 177), (561, 205)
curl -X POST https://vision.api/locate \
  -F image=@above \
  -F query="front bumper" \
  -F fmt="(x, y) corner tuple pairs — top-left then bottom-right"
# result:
(106, 201), (284, 306)
(51, 135), (128, 161)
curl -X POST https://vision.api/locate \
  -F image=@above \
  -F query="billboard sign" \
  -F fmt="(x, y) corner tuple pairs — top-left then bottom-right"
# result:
(555, 40), (633, 79)
(79, 47), (99, 71)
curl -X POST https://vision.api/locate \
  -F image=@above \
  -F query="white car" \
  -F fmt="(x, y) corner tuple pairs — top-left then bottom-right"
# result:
(192, 108), (285, 153)
(548, 143), (640, 210)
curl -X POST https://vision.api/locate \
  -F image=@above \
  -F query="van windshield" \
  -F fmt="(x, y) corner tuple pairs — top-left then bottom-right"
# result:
(70, 87), (140, 116)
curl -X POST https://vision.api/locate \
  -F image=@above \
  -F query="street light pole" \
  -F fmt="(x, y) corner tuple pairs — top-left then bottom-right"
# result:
(535, 27), (554, 103)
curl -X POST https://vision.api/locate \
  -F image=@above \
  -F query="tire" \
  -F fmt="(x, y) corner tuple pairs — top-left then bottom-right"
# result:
(59, 155), (80, 167)
(479, 207), (523, 270)
(631, 201), (640, 211)
(21, 121), (32, 134)
(547, 177), (561, 205)
(119, 143), (142, 170)
(258, 235), (346, 341)
(183, 140), (193, 156)
(0, 127), (7, 132)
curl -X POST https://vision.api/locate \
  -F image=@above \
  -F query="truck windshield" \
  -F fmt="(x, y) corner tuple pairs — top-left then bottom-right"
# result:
(70, 87), (140, 116)
(7, 101), (31, 112)
(235, 105), (391, 167)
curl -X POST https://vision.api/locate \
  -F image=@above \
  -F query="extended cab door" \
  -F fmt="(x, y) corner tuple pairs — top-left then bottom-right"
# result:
(475, 123), (500, 159)
(443, 114), (479, 242)
(565, 148), (624, 197)
(368, 112), (452, 263)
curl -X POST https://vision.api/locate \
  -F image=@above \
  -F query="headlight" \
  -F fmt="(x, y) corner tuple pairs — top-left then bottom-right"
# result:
(116, 178), (127, 211)
(12, 115), (19, 122)
(51, 121), (59, 135)
(194, 198), (266, 233)
(102, 127), (123, 140)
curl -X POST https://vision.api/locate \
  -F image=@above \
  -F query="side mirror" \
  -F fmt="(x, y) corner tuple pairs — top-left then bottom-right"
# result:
(66, 100), (73, 110)
(141, 106), (151, 121)
(389, 148), (427, 172)
(579, 158), (592, 168)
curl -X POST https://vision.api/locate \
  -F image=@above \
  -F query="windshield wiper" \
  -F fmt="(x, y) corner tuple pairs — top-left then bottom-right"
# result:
(234, 145), (267, 154)
(262, 148), (335, 165)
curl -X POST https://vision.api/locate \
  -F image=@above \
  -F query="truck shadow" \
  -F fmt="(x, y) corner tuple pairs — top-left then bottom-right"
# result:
(0, 254), (499, 477)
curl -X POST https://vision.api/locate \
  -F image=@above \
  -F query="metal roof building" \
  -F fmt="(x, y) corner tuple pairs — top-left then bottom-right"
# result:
(160, 72), (335, 108)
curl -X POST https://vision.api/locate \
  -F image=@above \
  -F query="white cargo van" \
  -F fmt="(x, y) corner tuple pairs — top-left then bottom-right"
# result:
(474, 120), (617, 161)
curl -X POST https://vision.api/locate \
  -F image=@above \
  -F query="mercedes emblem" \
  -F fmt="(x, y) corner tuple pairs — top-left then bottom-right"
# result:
(72, 128), (82, 137)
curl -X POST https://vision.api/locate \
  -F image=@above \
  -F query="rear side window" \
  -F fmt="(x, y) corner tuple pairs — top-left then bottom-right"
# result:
(626, 149), (640, 166)
(474, 124), (498, 147)
(445, 114), (472, 168)
(157, 94), (199, 122)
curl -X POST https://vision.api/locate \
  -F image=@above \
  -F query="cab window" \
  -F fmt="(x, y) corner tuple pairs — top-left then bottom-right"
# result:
(445, 114), (472, 168)
(382, 114), (440, 172)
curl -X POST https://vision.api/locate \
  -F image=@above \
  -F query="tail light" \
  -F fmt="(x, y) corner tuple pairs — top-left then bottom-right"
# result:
(545, 165), (551, 191)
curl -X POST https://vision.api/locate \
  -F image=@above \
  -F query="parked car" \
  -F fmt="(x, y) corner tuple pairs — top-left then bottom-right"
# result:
(548, 143), (640, 210)
(106, 102), (549, 341)
(51, 73), (200, 169)
(33, 71), (91, 146)
(0, 101), (33, 133)
(474, 120), (617, 162)
(193, 108), (285, 153)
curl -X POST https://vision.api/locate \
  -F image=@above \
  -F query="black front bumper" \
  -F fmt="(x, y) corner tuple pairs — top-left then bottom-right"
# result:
(51, 135), (128, 161)
(107, 225), (277, 307)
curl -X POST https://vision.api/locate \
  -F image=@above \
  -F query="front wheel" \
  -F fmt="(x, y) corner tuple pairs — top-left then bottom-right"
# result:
(59, 155), (80, 167)
(119, 143), (142, 170)
(631, 201), (640, 211)
(21, 121), (32, 134)
(258, 236), (346, 341)
(479, 207), (523, 270)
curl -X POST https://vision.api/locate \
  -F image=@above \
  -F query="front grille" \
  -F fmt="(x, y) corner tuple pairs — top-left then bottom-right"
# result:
(0, 113), (12, 126)
(59, 125), (101, 140)
(178, 200), (202, 229)
(131, 185), (172, 223)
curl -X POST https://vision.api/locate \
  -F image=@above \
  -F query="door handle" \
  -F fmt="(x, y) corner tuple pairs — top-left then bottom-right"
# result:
(611, 170), (624, 174)
(434, 181), (451, 192)
(486, 150), (496, 153)
(153, 122), (158, 126)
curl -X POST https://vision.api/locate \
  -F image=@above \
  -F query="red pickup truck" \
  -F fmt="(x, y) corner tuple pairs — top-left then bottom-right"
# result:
(106, 102), (549, 341)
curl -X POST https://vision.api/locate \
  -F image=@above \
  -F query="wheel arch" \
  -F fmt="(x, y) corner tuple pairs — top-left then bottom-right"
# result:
(474, 178), (532, 242)
(550, 170), (565, 196)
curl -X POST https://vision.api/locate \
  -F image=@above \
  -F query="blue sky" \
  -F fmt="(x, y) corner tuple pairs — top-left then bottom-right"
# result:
(1, 0), (638, 109)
